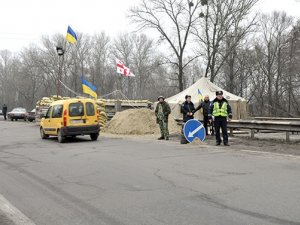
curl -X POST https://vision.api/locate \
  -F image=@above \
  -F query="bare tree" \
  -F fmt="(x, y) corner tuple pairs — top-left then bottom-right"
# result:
(255, 12), (293, 116)
(112, 33), (135, 98)
(89, 32), (111, 95)
(193, 0), (258, 82)
(129, 0), (206, 91)
(37, 34), (65, 97)
(18, 46), (45, 108)
(0, 50), (26, 108)
(66, 33), (92, 96)
(131, 34), (158, 98)
(284, 21), (300, 115)
(0, 30), (175, 107)
(112, 33), (168, 99)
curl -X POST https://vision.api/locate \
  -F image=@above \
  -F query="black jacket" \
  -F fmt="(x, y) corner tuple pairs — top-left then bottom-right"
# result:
(2, 105), (7, 114)
(208, 98), (232, 119)
(181, 101), (195, 122)
(193, 100), (211, 116)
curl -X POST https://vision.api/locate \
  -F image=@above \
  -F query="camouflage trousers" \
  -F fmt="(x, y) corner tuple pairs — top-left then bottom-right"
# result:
(158, 119), (169, 138)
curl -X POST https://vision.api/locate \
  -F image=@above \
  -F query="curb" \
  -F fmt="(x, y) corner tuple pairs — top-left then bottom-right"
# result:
(0, 194), (36, 225)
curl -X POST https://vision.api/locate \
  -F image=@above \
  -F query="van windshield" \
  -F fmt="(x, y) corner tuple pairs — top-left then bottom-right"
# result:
(69, 102), (84, 117)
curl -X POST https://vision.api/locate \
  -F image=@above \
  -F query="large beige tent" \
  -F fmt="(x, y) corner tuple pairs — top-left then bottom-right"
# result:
(165, 77), (248, 120)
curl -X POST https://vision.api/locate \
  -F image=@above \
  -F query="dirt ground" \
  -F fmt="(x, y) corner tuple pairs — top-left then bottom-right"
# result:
(101, 131), (300, 156)
(214, 135), (300, 156)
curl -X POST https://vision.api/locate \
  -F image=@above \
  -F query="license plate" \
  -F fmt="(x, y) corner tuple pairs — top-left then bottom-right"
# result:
(71, 119), (83, 124)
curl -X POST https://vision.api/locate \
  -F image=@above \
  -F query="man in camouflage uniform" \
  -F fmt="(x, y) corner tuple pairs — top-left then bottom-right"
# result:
(155, 96), (171, 140)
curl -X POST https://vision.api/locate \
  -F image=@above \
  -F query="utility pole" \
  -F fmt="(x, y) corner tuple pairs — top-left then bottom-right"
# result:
(56, 46), (65, 99)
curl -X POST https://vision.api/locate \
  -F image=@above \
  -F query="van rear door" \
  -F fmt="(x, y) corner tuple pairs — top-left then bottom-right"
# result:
(68, 101), (86, 126)
(85, 101), (98, 125)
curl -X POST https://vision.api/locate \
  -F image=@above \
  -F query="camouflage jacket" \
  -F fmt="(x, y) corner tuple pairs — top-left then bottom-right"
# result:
(155, 101), (171, 123)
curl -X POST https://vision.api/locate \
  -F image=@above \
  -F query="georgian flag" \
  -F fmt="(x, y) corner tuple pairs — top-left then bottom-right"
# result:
(116, 59), (135, 77)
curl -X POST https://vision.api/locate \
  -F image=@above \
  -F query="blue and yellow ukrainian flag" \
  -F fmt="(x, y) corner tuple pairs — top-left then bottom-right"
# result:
(66, 26), (77, 45)
(81, 77), (97, 99)
(198, 88), (203, 101)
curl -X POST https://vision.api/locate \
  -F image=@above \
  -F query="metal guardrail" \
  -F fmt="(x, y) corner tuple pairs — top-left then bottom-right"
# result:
(228, 120), (300, 142)
(176, 118), (300, 142)
(253, 117), (300, 122)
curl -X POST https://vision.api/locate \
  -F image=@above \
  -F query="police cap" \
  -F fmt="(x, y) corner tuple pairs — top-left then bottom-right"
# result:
(216, 91), (223, 96)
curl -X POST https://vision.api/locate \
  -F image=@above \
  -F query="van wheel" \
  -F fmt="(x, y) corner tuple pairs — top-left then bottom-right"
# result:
(90, 133), (99, 141)
(40, 127), (49, 139)
(57, 130), (65, 143)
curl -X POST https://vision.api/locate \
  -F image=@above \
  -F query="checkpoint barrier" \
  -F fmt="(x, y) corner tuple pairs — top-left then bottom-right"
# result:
(176, 118), (300, 142)
(253, 117), (300, 122)
(228, 120), (300, 142)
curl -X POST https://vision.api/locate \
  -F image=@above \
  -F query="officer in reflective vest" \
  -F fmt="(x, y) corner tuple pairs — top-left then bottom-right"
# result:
(208, 91), (232, 146)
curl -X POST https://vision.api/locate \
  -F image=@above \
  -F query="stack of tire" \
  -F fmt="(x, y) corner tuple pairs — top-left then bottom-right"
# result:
(96, 99), (107, 128)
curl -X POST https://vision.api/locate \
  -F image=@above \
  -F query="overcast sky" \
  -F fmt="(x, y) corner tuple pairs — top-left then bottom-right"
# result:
(0, 0), (299, 52)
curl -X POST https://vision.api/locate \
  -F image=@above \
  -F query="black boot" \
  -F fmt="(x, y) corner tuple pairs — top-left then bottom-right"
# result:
(158, 136), (165, 140)
(180, 136), (188, 144)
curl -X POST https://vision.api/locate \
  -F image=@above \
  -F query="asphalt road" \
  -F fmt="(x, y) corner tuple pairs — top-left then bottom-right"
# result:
(0, 120), (300, 225)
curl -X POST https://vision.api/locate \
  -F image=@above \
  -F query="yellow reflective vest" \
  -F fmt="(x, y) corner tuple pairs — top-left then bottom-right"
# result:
(212, 101), (228, 117)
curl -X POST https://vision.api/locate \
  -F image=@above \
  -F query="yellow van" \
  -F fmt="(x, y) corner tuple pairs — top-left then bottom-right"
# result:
(40, 98), (100, 143)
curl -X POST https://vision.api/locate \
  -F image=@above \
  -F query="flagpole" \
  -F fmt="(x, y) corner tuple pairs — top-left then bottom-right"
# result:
(118, 73), (123, 96)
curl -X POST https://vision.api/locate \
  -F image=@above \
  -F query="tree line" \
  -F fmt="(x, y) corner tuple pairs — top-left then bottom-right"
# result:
(0, 0), (299, 117)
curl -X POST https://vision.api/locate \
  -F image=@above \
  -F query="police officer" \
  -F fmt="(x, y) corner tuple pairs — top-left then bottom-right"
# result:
(181, 95), (195, 122)
(155, 96), (171, 140)
(193, 95), (214, 136)
(208, 91), (232, 146)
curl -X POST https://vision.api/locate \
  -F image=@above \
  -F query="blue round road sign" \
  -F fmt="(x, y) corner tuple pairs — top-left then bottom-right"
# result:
(183, 119), (206, 142)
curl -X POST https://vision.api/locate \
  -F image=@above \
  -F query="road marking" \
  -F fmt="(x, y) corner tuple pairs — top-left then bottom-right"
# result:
(0, 194), (36, 225)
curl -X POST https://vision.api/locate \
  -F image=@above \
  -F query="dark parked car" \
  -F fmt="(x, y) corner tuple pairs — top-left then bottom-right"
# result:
(26, 109), (36, 122)
(7, 108), (27, 121)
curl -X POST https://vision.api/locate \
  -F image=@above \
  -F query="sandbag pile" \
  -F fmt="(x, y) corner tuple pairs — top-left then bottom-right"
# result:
(36, 96), (71, 122)
(102, 99), (152, 106)
(36, 96), (57, 106)
(104, 108), (180, 135)
(103, 99), (152, 104)
(96, 99), (107, 127)
(36, 96), (72, 106)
